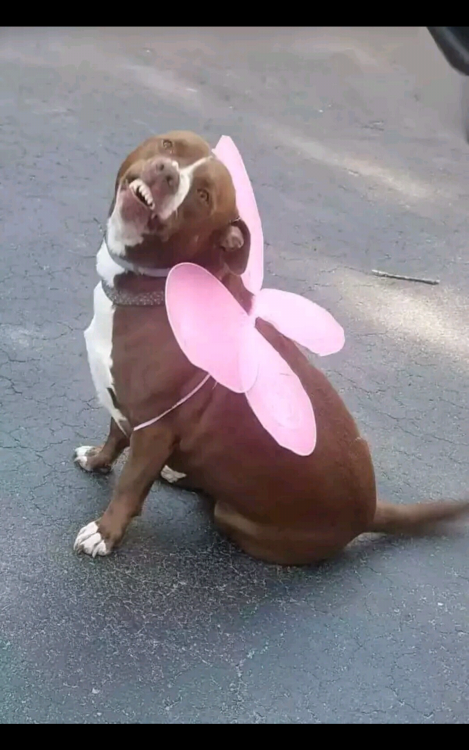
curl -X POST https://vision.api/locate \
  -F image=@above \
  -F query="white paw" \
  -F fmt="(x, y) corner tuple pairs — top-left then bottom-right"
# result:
(74, 521), (110, 557)
(160, 465), (187, 484)
(74, 445), (95, 471)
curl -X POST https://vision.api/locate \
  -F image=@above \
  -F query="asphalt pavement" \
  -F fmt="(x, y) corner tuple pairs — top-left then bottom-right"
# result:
(1, 27), (469, 723)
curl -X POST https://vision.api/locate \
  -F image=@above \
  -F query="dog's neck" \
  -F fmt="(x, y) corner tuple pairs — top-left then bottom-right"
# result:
(97, 241), (167, 307)
(97, 235), (254, 313)
(106, 246), (171, 278)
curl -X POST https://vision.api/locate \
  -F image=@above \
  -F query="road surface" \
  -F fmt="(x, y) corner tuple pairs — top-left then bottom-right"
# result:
(1, 27), (469, 723)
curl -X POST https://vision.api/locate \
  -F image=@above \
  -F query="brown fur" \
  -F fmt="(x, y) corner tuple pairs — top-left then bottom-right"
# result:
(78, 131), (469, 564)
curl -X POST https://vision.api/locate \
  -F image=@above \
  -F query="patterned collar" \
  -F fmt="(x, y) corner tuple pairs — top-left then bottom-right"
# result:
(101, 280), (165, 307)
(100, 241), (167, 307)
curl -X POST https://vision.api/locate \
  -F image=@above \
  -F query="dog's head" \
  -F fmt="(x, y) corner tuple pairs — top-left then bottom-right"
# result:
(107, 130), (251, 277)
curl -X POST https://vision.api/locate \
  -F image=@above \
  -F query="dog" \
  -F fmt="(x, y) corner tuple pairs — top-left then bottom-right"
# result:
(74, 130), (469, 564)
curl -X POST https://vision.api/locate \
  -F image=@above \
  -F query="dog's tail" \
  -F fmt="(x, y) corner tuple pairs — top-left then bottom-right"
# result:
(369, 498), (469, 535)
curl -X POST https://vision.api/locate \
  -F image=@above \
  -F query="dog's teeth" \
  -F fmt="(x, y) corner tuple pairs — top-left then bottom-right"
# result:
(142, 186), (154, 207)
(130, 179), (154, 209)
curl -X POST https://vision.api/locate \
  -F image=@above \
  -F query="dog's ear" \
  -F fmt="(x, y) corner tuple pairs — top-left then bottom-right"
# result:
(218, 219), (251, 275)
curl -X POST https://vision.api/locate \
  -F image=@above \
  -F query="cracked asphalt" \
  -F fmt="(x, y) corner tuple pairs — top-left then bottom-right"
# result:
(1, 27), (469, 723)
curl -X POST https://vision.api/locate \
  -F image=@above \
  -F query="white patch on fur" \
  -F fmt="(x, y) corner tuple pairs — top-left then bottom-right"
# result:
(84, 279), (127, 431)
(96, 240), (124, 287)
(106, 204), (144, 256)
(158, 156), (211, 220)
(74, 445), (95, 471)
(74, 521), (110, 557)
(161, 465), (187, 484)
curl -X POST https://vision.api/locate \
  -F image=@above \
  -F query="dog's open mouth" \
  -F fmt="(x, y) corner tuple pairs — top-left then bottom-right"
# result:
(129, 179), (155, 211)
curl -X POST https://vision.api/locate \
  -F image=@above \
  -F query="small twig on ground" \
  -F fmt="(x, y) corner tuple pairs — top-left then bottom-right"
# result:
(371, 269), (440, 285)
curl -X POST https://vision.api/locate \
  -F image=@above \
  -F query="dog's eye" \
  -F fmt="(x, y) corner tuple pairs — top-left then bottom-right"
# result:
(162, 139), (173, 151)
(197, 188), (209, 203)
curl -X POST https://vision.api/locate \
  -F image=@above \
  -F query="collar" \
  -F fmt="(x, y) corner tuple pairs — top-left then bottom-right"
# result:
(101, 280), (165, 307)
(100, 240), (168, 306)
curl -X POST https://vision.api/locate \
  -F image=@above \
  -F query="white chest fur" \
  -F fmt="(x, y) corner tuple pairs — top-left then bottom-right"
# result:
(84, 242), (127, 430)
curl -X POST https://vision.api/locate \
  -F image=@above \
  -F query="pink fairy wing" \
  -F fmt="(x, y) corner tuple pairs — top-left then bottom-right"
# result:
(246, 329), (317, 456)
(254, 288), (345, 357)
(213, 136), (264, 295)
(166, 263), (258, 393)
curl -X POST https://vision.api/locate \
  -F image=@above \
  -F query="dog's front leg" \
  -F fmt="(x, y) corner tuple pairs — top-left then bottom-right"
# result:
(74, 425), (174, 557)
(74, 419), (129, 474)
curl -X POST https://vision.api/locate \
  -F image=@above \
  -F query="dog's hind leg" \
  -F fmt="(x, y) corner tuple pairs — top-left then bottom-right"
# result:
(74, 419), (129, 474)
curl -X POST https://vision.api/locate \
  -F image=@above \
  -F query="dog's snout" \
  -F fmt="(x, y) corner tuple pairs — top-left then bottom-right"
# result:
(147, 157), (180, 194)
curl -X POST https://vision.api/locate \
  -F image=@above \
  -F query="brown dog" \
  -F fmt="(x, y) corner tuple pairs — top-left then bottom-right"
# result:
(74, 130), (468, 564)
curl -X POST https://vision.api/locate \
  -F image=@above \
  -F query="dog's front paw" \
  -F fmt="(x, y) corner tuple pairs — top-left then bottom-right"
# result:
(74, 445), (99, 471)
(74, 445), (112, 474)
(74, 521), (111, 557)
(160, 465), (187, 484)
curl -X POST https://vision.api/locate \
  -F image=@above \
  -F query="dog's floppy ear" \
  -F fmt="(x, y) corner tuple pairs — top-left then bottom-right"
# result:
(218, 219), (251, 275)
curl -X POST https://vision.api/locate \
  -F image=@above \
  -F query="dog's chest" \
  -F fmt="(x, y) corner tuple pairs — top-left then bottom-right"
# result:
(84, 282), (127, 429)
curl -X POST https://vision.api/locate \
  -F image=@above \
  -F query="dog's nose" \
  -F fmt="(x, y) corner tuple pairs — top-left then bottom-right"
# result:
(147, 157), (180, 193)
